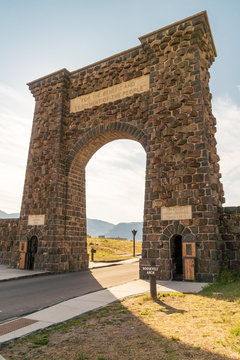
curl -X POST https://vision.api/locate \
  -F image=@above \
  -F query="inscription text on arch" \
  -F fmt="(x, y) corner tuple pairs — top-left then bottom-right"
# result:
(70, 75), (150, 113)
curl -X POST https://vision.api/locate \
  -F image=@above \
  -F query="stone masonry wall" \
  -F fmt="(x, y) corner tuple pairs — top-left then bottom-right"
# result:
(220, 207), (240, 270)
(15, 11), (226, 280)
(0, 219), (19, 266)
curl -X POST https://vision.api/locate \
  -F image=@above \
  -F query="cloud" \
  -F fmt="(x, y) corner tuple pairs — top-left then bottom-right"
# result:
(213, 96), (240, 206)
(86, 140), (146, 223)
(0, 83), (34, 212)
(88, 140), (145, 173)
(237, 85), (240, 93)
(0, 83), (32, 106)
(0, 83), (34, 127)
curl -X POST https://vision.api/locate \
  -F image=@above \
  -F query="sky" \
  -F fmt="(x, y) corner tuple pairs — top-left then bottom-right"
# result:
(0, 0), (240, 224)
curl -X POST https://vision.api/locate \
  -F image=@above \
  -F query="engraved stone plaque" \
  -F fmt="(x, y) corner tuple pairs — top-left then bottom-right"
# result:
(161, 205), (192, 221)
(70, 75), (150, 113)
(28, 215), (45, 226)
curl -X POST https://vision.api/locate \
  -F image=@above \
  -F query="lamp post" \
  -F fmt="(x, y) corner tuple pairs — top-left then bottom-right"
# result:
(132, 229), (137, 257)
(91, 248), (96, 261)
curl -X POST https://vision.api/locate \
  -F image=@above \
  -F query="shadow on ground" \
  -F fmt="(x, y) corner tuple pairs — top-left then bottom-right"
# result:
(1, 279), (238, 359)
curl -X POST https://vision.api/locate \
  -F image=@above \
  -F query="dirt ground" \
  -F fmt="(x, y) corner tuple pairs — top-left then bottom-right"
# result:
(1, 290), (240, 360)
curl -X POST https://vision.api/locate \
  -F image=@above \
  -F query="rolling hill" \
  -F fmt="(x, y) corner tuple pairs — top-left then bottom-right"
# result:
(105, 222), (143, 241)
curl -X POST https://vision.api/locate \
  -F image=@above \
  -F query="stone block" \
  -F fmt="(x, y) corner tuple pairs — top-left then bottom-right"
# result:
(148, 249), (160, 258)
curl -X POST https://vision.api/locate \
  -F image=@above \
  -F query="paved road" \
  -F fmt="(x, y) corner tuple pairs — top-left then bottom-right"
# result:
(0, 262), (139, 323)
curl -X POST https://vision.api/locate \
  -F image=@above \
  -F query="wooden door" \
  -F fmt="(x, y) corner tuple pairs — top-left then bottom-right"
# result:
(19, 237), (27, 269)
(182, 241), (196, 281)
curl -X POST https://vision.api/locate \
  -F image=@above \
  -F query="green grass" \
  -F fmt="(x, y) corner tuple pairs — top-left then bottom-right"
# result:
(201, 267), (240, 302)
(77, 352), (90, 360)
(231, 325), (240, 336)
(33, 338), (49, 346)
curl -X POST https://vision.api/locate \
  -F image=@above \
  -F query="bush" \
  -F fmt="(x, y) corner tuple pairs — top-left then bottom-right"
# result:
(219, 266), (240, 285)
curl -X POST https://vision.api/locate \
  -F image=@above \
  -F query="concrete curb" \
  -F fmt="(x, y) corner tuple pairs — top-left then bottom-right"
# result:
(91, 255), (141, 264)
(0, 271), (51, 283)
(89, 258), (139, 269)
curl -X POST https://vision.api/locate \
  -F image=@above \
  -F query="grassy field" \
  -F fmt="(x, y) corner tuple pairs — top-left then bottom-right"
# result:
(87, 236), (142, 261)
(1, 269), (240, 360)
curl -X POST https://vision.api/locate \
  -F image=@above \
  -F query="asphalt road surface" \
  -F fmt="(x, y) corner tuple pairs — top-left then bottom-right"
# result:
(0, 262), (139, 323)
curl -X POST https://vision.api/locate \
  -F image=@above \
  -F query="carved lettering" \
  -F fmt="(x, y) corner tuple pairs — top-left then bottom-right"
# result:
(161, 205), (192, 221)
(28, 215), (45, 226)
(70, 75), (150, 113)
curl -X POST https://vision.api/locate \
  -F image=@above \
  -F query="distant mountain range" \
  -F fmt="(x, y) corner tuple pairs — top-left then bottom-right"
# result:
(86, 219), (114, 237)
(105, 221), (142, 240)
(0, 211), (143, 241)
(0, 210), (19, 219)
(87, 219), (143, 240)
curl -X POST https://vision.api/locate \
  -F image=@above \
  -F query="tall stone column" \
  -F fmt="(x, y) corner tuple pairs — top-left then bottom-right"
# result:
(16, 69), (71, 271)
(140, 12), (224, 282)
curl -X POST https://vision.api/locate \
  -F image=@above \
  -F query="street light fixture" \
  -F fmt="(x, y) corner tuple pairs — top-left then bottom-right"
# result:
(132, 229), (137, 257)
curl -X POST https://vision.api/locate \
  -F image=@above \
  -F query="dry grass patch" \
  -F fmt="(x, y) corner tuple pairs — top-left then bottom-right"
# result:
(87, 236), (142, 261)
(1, 283), (240, 360)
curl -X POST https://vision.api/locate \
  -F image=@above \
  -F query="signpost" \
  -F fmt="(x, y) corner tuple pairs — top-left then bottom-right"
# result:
(141, 265), (159, 299)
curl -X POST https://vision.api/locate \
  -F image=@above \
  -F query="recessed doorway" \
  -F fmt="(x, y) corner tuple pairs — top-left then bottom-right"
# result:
(26, 235), (38, 270)
(171, 235), (183, 280)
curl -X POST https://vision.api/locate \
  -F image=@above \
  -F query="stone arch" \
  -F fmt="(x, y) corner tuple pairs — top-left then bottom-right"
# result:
(66, 121), (147, 172)
(15, 12), (225, 280)
(160, 222), (196, 280)
(161, 222), (193, 242)
(65, 123), (147, 270)
(26, 227), (43, 241)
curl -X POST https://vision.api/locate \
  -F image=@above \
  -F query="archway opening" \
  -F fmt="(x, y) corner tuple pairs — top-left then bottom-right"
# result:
(85, 139), (146, 262)
(171, 235), (183, 281)
(66, 128), (147, 270)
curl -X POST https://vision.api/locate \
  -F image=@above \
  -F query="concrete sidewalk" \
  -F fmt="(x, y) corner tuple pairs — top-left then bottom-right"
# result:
(0, 264), (47, 281)
(0, 258), (139, 282)
(0, 278), (207, 345)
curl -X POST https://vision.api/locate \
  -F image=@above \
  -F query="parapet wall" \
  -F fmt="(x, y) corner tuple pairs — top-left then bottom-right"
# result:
(0, 218), (19, 266)
(220, 207), (240, 270)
